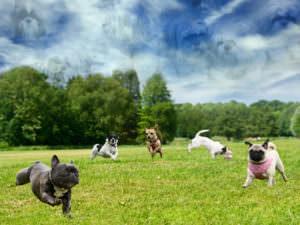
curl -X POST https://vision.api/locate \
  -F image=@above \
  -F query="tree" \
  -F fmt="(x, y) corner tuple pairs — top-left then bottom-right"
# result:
(112, 69), (141, 142)
(142, 73), (171, 107)
(278, 103), (299, 136)
(291, 106), (300, 137)
(216, 101), (248, 140)
(0, 67), (50, 145)
(138, 73), (176, 143)
(66, 74), (136, 144)
(112, 69), (140, 102)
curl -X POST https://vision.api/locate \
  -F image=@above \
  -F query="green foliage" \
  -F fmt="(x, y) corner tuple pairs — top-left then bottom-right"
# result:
(176, 100), (298, 140)
(0, 67), (50, 145)
(291, 106), (300, 137)
(112, 69), (140, 101)
(216, 101), (248, 140)
(279, 103), (299, 136)
(0, 67), (139, 145)
(0, 66), (298, 145)
(112, 69), (141, 142)
(142, 73), (171, 107)
(67, 74), (136, 144)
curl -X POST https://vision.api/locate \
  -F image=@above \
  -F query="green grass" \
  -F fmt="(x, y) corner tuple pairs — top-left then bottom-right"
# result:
(0, 138), (300, 225)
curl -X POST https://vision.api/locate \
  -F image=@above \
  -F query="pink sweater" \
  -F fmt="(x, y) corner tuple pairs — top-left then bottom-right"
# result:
(249, 157), (273, 179)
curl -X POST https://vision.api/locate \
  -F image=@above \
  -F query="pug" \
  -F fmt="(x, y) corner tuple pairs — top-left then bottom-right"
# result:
(90, 134), (119, 160)
(145, 127), (162, 158)
(243, 139), (287, 188)
(16, 155), (79, 216)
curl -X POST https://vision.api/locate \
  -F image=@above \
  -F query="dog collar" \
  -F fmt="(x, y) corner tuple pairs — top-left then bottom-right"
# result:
(249, 157), (273, 179)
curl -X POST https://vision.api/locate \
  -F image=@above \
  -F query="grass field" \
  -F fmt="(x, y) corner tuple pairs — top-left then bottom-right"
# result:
(0, 138), (299, 225)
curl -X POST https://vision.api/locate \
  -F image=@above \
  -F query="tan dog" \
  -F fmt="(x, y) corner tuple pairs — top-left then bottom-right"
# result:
(145, 128), (163, 158)
(243, 139), (287, 188)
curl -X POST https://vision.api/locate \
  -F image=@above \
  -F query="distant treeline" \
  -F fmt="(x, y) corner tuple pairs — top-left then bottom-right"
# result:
(176, 101), (300, 140)
(0, 66), (299, 146)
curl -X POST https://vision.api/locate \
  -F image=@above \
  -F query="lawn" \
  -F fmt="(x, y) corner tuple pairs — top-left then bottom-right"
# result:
(0, 138), (299, 225)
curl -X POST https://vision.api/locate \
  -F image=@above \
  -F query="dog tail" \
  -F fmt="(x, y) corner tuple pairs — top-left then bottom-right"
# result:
(195, 129), (210, 137)
(16, 166), (33, 185)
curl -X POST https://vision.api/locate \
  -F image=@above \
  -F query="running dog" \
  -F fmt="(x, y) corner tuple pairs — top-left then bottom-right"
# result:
(16, 155), (79, 216)
(243, 139), (287, 188)
(90, 135), (119, 160)
(145, 127), (163, 158)
(188, 129), (232, 159)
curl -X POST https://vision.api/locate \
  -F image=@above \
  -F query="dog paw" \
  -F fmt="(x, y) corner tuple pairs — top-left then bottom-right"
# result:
(63, 212), (72, 218)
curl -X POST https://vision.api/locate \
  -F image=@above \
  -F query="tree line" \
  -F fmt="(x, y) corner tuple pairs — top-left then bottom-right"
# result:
(0, 66), (175, 145)
(176, 101), (300, 140)
(0, 66), (299, 146)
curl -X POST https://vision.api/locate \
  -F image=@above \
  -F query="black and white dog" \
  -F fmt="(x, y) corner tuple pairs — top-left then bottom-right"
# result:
(188, 129), (232, 159)
(90, 135), (119, 160)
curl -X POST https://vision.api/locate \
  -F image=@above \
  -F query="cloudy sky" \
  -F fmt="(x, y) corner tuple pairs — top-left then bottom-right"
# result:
(0, 0), (300, 103)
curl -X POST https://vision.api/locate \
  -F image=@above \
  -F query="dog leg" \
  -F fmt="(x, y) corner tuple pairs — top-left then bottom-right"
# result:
(158, 150), (163, 158)
(267, 176), (274, 187)
(41, 192), (62, 206)
(276, 159), (288, 182)
(210, 152), (216, 159)
(243, 174), (254, 188)
(111, 153), (118, 161)
(90, 151), (97, 160)
(61, 191), (72, 216)
(151, 152), (155, 159)
(188, 144), (192, 153)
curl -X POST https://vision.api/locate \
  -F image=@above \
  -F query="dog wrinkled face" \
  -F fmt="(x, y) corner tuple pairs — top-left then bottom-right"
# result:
(145, 128), (157, 141)
(50, 155), (79, 189)
(108, 135), (118, 147)
(245, 140), (269, 162)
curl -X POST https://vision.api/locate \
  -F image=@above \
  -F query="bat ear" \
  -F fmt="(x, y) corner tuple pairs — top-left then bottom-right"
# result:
(51, 155), (60, 168)
(244, 141), (253, 147)
(262, 139), (269, 149)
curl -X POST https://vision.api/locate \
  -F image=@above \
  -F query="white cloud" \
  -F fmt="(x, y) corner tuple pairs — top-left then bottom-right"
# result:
(205, 0), (246, 25)
(0, 0), (299, 103)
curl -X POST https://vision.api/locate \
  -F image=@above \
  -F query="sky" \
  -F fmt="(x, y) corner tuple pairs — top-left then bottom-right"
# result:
(0, 0), (300, 103)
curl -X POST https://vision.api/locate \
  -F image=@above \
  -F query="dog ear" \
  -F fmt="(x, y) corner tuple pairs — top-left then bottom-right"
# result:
(244, 141), (253, 147)
(70, 160), (74, 164)
(51, 155), (60, 168)
(262, 139), (269, 149)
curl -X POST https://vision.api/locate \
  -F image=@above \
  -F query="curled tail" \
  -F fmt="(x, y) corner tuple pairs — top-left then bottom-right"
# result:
(195, 129), (210, 137)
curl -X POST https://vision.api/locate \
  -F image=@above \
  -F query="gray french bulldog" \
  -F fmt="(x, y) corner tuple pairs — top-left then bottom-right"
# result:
(16, 155), (79, 216)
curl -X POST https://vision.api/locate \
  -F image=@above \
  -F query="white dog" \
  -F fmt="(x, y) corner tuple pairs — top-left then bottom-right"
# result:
(243, 139), (287, 188)
(90, 135), (119, 160)
(188, 130), (232, 159)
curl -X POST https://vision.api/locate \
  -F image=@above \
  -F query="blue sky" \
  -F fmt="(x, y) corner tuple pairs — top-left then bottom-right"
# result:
(0, 0), (300, 103)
